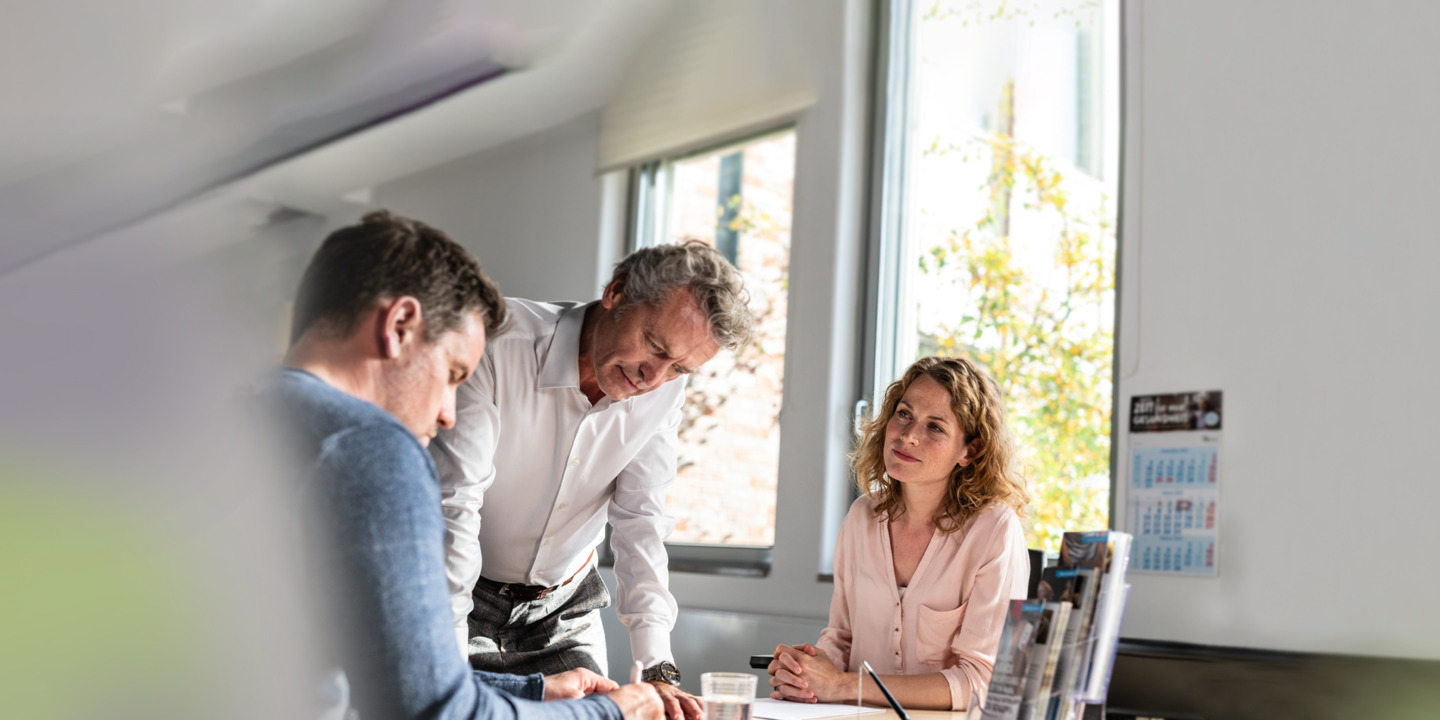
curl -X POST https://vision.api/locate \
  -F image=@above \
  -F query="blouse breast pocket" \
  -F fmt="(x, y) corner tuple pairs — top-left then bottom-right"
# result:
(915, 603), (967, 666)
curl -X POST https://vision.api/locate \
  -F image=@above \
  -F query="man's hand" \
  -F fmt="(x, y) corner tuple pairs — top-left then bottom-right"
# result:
(607, 682), (664, 720)
(543, 668), (619, 700)
(649, 681), (703, 720)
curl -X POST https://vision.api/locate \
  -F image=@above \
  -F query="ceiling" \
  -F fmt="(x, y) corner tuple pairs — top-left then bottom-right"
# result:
(0, 0), (670, 275)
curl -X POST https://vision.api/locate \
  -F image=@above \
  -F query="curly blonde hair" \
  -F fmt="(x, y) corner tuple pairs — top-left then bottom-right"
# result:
(850, 355), (1031, 533)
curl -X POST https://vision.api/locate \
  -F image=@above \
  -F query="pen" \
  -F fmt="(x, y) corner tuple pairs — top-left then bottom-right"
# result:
(861, 661), (909, 720)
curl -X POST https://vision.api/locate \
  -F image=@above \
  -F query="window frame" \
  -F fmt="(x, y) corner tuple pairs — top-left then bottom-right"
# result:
(860, 0), (1126, 541)
(599, 125), (802, 576)
(860, 0), (917, 416)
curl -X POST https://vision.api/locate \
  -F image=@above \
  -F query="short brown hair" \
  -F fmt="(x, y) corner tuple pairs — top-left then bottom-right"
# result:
(290, 210), (507, 345)
(850, 355), (1032, 532)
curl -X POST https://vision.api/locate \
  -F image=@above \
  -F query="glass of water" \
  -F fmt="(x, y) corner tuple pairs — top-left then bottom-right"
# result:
(701, 672), (757, 720)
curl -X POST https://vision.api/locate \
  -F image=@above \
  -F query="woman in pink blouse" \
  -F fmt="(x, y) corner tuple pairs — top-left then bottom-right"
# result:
(767, 356), (1031, 711)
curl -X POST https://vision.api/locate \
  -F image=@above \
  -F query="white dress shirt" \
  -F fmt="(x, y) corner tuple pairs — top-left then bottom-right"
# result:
(431, 298), (683, 668)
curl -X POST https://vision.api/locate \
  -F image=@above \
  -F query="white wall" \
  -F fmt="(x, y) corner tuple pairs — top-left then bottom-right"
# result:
(374, 113), (621, 303)
(1114, 0), (1440, 660)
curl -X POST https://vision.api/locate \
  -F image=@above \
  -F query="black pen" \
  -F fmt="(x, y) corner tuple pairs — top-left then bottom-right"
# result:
(861, 661), (909, 720)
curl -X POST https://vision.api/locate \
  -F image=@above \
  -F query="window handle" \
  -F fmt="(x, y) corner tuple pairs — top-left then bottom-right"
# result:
(853, 398), (870, 437)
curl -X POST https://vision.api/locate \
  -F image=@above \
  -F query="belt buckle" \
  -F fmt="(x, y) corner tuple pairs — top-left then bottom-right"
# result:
(499, 582), (552, 602)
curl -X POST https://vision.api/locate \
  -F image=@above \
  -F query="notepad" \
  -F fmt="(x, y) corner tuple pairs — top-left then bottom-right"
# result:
(751, 698), (886, 720)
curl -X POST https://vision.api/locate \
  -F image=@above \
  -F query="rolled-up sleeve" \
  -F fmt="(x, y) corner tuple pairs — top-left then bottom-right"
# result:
(605, 395), (682, 669)
(431, 356), (501, 656)
(938, 516), (1028, 709)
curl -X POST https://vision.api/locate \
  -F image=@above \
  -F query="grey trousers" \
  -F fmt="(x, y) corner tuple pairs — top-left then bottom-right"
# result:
(466, 565), (611, 677)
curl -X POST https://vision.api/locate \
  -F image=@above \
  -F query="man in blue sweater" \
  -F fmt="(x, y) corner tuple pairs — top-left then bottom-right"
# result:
(258, 211), (662, 720)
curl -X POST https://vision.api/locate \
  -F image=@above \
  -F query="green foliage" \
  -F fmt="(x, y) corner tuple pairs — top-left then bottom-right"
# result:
(919, 80), (1114, 552)
(924, 0), (1102, 28)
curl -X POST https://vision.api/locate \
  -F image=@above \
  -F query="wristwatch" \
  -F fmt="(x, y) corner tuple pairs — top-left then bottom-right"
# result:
(642, 661), (682, 686)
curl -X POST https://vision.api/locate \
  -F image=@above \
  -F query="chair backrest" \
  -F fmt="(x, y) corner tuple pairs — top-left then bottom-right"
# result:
(1027, 548), (1044, 599)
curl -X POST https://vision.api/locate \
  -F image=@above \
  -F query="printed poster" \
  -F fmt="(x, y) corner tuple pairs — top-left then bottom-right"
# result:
(1127, 391), (1222, 576)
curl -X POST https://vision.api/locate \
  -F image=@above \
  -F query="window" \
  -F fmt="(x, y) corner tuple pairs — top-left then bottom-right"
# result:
(629, 129), (796, 559)
(871, 0), (1120, 551)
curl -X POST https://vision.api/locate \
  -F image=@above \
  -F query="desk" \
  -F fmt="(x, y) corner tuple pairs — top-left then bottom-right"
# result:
(789, 708), (1101, 720)
(792, 709), (970, 720)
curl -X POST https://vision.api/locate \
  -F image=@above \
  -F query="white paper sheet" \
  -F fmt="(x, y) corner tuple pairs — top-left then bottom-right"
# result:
(750, 698), (886, 720)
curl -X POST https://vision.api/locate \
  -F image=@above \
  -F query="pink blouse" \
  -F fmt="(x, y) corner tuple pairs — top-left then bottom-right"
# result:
(815, 496), (1028, 710)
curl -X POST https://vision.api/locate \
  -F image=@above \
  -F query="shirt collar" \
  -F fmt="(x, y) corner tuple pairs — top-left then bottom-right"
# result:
(538, 301), (594, 390)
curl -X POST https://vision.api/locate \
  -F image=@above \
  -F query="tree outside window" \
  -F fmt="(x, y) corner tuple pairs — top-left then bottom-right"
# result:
(890, 0), (1119, 551)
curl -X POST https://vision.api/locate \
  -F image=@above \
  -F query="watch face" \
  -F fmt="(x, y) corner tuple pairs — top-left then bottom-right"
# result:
(645, 662), (682, 685)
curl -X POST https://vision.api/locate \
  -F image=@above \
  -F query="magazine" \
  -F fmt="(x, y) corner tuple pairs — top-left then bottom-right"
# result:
(1078, 533), (1131, 702)
(1038, 568), (1098, 720)
(1019, 601), (1070, 720)
(1047, 531), (1133, 720)
(979, 600), (1045, 720)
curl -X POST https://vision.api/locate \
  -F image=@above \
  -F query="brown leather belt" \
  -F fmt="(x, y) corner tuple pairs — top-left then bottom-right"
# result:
(475, 551), (595, 602)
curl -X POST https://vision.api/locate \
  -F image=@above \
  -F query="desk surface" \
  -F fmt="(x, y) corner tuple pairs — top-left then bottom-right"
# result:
(797, 709), (969, 720)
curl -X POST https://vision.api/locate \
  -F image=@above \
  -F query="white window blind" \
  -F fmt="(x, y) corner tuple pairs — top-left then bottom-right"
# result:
(597, 0), (817, 173)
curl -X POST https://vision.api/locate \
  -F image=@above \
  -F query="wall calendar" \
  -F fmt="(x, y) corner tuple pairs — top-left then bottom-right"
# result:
(1127, 391), (1222, 577)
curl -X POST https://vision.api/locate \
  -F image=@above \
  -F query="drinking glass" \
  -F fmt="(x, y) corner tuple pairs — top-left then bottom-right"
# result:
(701, 672), (757, 720)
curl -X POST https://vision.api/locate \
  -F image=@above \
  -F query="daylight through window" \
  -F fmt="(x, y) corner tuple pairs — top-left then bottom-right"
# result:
(635, 129), (796, 547)
(879, 0), (1120, 551)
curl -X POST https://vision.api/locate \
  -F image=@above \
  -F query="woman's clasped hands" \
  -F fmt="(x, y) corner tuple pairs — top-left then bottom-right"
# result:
(766, 643), (850, 703)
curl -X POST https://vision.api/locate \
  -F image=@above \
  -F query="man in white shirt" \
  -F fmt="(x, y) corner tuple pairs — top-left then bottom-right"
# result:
(431, 241), (753, 720)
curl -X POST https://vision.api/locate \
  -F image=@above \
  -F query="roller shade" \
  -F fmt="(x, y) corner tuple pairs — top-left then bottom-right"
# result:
(597, 0), (818, 172)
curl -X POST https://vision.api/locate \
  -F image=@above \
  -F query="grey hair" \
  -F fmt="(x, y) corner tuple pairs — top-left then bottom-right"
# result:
(612, 240), (755, 352)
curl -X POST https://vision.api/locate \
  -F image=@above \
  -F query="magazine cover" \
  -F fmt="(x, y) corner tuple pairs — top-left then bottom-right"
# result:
(1077, 534), (1132, 703)
(1018, 602), (1060, 719)
(980, 600), (1045, 720)
(1021, 601), (1071, 720)
(1049, 532), (1132, 717)
(1039, 568), (1098, 720)
(1058, 531), (1112, 572)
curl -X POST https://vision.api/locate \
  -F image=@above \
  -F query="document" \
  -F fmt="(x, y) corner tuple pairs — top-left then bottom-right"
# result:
(751, 698), (886, 720)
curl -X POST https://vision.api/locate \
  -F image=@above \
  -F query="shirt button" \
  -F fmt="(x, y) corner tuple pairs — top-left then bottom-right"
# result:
(570, 457), (581, 467)
(558, 503), (568, 511)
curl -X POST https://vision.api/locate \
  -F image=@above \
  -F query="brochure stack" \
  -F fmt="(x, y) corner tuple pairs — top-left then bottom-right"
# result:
(977, 531), (1132, 720)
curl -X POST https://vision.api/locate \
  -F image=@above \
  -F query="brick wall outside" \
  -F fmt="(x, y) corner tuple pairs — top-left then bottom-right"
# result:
(661, 131), (794, 545)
